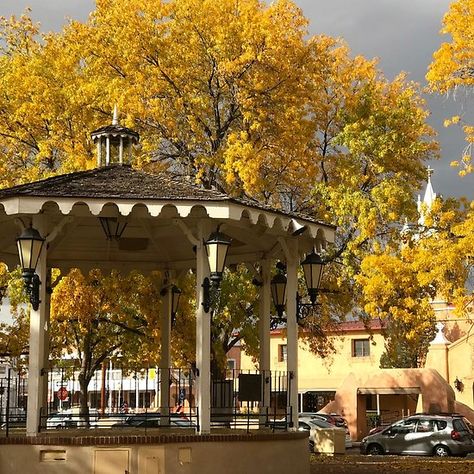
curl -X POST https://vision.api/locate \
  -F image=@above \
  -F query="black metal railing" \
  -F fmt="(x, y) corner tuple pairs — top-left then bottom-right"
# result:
(0, 367), (28, 437)
(1, 365), (292, 436)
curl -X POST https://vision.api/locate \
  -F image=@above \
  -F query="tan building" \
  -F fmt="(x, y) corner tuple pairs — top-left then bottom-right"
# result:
(240, 316), (474, 441)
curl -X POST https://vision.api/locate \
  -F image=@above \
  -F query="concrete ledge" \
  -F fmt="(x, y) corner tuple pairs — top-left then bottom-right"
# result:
(0, 430), (307, 445)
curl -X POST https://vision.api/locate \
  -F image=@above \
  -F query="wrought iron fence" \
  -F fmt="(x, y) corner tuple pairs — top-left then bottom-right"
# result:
(0, 367), (28, 437)
(1, 364), (292, 435)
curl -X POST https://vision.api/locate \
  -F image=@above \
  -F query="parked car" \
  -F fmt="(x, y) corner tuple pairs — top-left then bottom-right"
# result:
(299, 416), (352, 451)
(46, 409), (99, 429)
(299, 412), (351, 446)
(299, 412), (348, 428)
(0, 413), (26, 430)
(360, 414), (474, 457)
(112, 412), (195, 429)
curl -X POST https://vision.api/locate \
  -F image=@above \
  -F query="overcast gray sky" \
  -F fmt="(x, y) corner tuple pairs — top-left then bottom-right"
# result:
(2, 0), (473, 199)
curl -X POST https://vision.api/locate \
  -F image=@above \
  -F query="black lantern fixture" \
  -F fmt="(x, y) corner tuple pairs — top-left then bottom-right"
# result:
(16, 226), (45, 311)
(204, 228), (232, 285)
(271, 266), (287, 319)
(301, 250), (324, 305)
(171, 285), (182, 327)
(270, 252), (326, 326)
(202, 228), (231, 312)
(99, 216), (128, 240)
(454, 377), (463, 392)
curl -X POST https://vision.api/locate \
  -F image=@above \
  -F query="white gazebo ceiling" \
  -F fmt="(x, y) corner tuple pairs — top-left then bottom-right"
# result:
(0, 165), (335, 273)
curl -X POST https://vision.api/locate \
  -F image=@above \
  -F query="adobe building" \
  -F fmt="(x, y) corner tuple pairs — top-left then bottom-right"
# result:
(240, 169), (474, 441)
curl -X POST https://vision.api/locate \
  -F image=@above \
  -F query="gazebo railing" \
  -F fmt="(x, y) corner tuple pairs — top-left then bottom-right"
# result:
(1, 366), (293, 435)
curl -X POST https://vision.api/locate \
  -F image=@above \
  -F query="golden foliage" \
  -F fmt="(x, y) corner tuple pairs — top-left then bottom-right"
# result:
(0, 1), (440, 362)
(427, 0), (474, 170)
(50, 269), (162, 369)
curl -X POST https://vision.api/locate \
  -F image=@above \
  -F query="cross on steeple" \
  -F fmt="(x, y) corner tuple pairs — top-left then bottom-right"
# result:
(427, 166), (434, 181)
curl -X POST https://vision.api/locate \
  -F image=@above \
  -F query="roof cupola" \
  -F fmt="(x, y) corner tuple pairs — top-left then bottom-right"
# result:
(91, 106), (139, 167)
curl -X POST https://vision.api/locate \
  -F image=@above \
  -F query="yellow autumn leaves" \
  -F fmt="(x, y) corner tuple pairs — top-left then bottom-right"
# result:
(427, 0), (474, 172)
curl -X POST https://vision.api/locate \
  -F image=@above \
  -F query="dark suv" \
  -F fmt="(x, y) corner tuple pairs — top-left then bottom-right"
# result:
(360, 414), (474, 457)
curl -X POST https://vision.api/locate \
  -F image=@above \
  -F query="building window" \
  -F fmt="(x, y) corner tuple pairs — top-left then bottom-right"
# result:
(278, 344), (287, 362)
(352, 339), (370, 357)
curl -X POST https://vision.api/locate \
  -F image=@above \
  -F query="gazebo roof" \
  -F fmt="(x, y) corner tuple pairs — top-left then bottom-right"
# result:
(0, 165), (335, 273)
(0, 165), (330, 225)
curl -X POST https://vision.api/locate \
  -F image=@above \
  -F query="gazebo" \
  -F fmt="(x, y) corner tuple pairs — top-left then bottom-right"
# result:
(0, 115), (334, 472)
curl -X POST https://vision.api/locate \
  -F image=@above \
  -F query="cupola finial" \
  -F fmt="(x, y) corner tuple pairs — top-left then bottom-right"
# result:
(112, 104), (119, 126)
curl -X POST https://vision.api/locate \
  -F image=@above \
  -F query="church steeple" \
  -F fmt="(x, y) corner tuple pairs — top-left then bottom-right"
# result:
(91, 107), (140, 167)
(417, 166), (437, 226)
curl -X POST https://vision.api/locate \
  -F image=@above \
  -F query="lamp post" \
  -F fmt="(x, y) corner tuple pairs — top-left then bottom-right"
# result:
(270, 251), (326, 326)
(16, 226), (45, 311)
(202, 228), (231, 312)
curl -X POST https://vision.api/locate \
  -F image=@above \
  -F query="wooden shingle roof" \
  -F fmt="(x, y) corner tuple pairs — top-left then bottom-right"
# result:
(0, 165), (333, 228)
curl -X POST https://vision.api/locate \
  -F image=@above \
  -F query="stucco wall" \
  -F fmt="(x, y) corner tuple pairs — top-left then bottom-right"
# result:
(447, 335), (474, 408)
(324, 368), (456, 440)
(0, 433), (310, 474)
(240, 329), (386, 391)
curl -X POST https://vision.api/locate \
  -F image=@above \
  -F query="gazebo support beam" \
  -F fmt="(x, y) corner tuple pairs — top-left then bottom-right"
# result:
(283, 240), (299, 430)
(258, 260), (271, 422)
(195, 222), (211, 433)
(26, 216), (49, 436)
(159, 277), (172, 424)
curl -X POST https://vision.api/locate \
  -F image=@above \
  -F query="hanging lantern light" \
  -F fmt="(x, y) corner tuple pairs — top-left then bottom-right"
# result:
(204, 229), (231, 286)
(171, 285), (181, 327)
(271, 271), (287, 318)
(301, 251), (324, 305)
(16, 226), (45, 310)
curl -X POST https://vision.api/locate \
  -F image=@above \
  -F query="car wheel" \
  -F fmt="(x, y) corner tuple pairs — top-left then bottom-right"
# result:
(433, 445), (450, 457)
(366, 443), (384, 455)
(56, 424), (63, 429)
(309, 440), (315, 453)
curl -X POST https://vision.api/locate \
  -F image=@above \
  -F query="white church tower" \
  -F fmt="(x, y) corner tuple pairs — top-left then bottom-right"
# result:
(417, 166), (437, 227)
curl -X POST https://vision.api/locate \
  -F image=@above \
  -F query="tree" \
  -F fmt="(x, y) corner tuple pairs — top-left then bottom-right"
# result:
(0, 267), (30, 361)
(356, 250), (437, 368)
(50, 269), (161, 418)
(0, 0), (438, 367)
(427, 0), (474, 172)
(356, 195), (470, 368)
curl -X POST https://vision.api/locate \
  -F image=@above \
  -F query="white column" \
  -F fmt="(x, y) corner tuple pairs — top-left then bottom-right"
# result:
(285, 241), (299, 429)
(135, 373), (139, 410)
(96, 140), (102, 167)
(259, 260), (271, 419)
(196, 222), (211, 433)
(119, 137), (124, 164)
(159, 284), (171, 423)
(26, 217), (48, 436)
(106, 137), (111, 165)
(41, 281), (51, 417)
(108, 360), (113, 412)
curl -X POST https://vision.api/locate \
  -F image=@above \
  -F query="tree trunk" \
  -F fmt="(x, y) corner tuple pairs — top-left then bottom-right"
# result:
(77, 369), (91, 426)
